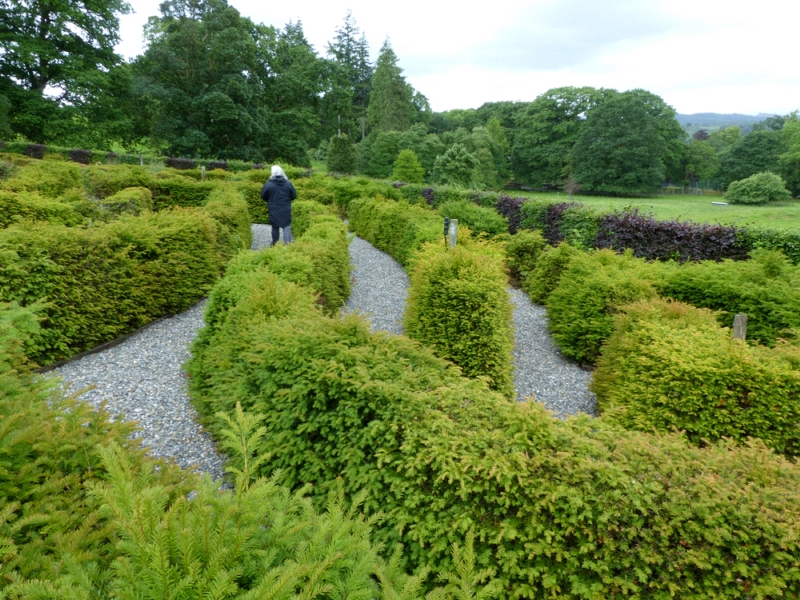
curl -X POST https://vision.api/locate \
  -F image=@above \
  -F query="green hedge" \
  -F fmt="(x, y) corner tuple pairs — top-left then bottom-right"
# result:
(99, 186), (153, 216)
(437, 200), (508, 237)
(659, 250), (800, 347)
(546, 249), (666, 364)
(188, 250), (800, 597)
(0, 191), (249, 365)
(0, 315), (421, 599)
(348, 196), (441, 266)
(405, 240), (514, 397)
(593, 298), (800, 456)
(234, 181), (269, 223)
(1, 159), (83, 197)
(0, 190), (86, 227)
(522, 241), (583, 304)
(504, 229), (547, 286)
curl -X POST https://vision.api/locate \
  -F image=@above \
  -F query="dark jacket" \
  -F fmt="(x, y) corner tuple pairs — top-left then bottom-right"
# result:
(260, 175), (297, 228)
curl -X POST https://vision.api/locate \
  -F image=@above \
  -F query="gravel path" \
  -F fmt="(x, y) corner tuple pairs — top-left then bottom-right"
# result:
(48, 300), (226, 479)
(45, 227), (278, 481)
(344, 235), (596, 416)
(508, 288), (597, 416)
(343, 235), (409, 335)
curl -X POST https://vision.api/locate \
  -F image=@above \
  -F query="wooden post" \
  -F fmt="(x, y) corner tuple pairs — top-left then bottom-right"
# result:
(448, 219), (458, 248)
(733, 314), (748, 341)
(201, 165), (206, 182)
(139, 153), (144, 167)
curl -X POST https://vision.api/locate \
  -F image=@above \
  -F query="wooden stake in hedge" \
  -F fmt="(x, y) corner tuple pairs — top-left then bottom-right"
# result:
(201, 166), (206, 182)
(449, 219), (458, 248)
(733, 314), (748, 341)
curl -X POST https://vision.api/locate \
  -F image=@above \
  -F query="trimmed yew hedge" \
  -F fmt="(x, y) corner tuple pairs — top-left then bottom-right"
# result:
(348, 196), (441, 266)
(0, 189), (250, 365)
(405, 240), (514, 397)
(593, 298), (800, 457)
(188, 232), (800, 598)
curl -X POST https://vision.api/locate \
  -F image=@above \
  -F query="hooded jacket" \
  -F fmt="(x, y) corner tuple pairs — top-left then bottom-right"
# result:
(260, 174), (297, 228)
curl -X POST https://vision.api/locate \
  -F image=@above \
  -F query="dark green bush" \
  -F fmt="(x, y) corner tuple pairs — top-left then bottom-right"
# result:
(327, 133), (358, 174)
(659, 250), (800, 347)
(504, 229), (547, 286)
(744, 226), (800, 264)
(0, 190), (85, 227)
(99, 186), (153, 215)
(593, 298), (800, 456)
(437, 200), (508, 237)
(522, 241), (583, 304)
(546, 249), (665, 364)
(405, 241), (514, 397)
(726, 171), (792, 204)
(348, 196), (441, 266)
(188, 259), (800, 597)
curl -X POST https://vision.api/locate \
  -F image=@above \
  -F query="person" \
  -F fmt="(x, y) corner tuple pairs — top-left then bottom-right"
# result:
(260, 165), (297, 246)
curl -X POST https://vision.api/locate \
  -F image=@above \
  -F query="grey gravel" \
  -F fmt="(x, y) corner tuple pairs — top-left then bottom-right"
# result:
(43, 226), (277, 481)
(508, 288), (597, 416)
(343, 235), (596, 416)
(343, 235), (409, 335)
(47, 299), (226, 479)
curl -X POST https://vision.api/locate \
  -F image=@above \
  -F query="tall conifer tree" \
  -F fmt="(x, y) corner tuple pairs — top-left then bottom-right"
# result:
(367, 39), (414, 133)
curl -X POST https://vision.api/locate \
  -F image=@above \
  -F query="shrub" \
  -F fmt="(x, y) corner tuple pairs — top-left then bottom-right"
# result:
(405, 241), (515, 397)
(83, 164), (154, 198)
(659, 249), (800, 347)
(391, 149), (425, 183)
(505, 229), (547, 285)
(189, 259), (800, 597)
(522, 241), (583, 304)
(546, 249), (665, 364)
(0, 200), (247, 365)
(69, 148), (91, 164)
(99, 186), (153, 215)
(0, 190), (85, 227)
(744, 225), (800, 265)
(495, 195), (528, 233)
(726, 171), (792, 204)
(166, 156), (196, 170)
(595, 208), (750, 262)
(326, 133), (358, 174)
(2, 159), (83, 197)
(207, 160), (227, 171)
(201, 187), (253, 261)
(593, 298), (800, 456)
(291, 199), (335, 238)
(234, 181), (269, 223)
(437, 200), (508, 237)
(23, 143), (46, 159)
(348, 196), (441, 266)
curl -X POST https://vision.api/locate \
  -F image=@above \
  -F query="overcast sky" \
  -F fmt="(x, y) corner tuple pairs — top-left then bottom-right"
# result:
(115, 0), (800, 116)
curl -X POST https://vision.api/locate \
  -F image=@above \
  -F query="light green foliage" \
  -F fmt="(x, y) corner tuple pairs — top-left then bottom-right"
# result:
(594, 298), (800, 456)
(1, 160), (83, 197)
(201, 188), (253, 261)
(546, 249), (665, 363)
(405, 241), (514, 397)
(433, 144), (480, 188)
(188, 245), (800, 597)
(290, 199), (335, 237)
(504, 229), (547, 285)
(392, 149), (425, 183)
(726, 171), (792, 204)
(779, 112), (800, 195)
(99, 186), (153, 215)
(659, 249), (800, 347)
(0, 190), (85, 227)
(327, 133), (358, 174)
(522, 241), (583, 304)
(348, 196), (441, 266)
(437, 200), (508, 237)
(235, 181), (271, 223)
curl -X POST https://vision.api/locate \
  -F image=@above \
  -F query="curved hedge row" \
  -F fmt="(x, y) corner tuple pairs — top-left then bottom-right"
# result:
(0, 303), (419, 600)
(593, 298), (800, 456)
(0, 188), (250, 365)
(187, 220), (800, 598)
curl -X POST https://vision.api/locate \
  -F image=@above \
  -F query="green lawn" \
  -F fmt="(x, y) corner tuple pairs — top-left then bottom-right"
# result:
(514, 192), (800, 230)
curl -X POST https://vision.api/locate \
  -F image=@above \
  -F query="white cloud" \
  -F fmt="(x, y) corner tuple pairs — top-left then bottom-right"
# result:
(116, 0), (800, 115)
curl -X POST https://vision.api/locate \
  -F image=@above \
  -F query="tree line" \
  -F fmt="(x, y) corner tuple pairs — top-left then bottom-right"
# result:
(1, 0), (798, 196)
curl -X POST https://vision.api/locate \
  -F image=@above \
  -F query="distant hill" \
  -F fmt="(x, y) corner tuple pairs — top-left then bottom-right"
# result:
(676, 112), (778, 136)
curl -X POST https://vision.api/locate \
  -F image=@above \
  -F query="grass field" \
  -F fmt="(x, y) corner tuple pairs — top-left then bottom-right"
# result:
(515, 192), (800, 230)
